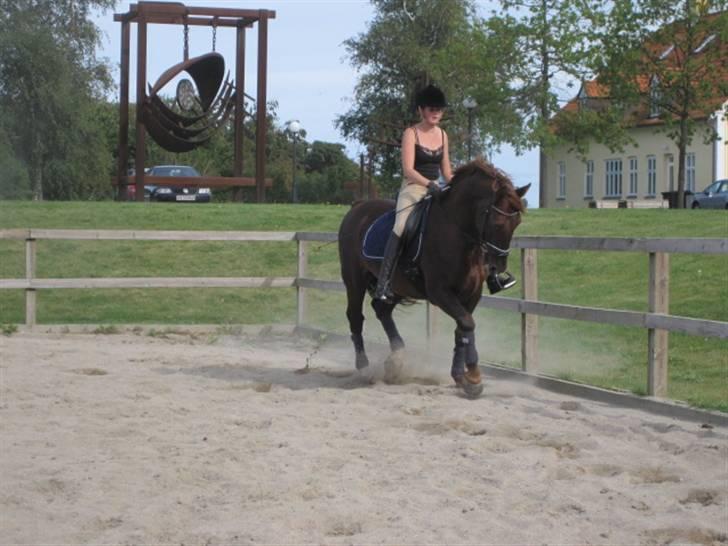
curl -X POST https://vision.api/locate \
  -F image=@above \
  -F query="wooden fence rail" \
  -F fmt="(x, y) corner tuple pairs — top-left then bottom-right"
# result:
(1, 229), (726, 399)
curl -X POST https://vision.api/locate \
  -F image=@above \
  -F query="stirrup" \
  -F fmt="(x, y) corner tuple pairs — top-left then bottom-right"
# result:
(486, 271), (517, 294)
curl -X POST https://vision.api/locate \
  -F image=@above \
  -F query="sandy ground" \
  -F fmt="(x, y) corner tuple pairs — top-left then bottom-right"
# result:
(0, 330), (726, 545)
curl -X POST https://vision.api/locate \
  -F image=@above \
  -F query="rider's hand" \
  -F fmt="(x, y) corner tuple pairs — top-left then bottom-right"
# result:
(427, 180), (441, 196)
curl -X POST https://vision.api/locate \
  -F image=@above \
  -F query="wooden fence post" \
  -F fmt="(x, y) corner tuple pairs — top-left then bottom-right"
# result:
(25, 237), (36, 327)
(297, 238), (307, 328)
(521, 248), (538, 372)
(648, 251), (670, 397)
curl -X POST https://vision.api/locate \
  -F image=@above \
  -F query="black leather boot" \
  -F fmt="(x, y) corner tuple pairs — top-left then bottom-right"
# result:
(374, 233), (402, 301)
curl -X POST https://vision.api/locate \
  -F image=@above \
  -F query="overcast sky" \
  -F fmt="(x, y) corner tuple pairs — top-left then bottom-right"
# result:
(94, 0), (540, 204)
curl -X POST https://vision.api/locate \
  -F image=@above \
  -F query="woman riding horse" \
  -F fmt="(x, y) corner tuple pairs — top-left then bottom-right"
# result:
(374, 84), (453, 302)
(339, 151), (530, 396)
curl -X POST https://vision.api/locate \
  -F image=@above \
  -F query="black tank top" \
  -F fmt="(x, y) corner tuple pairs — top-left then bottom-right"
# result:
(412, 127), (443, 181)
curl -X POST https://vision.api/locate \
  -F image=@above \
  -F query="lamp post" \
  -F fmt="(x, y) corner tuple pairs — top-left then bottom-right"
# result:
(462, 97), (477, 161)
(287, 120), (302, 203)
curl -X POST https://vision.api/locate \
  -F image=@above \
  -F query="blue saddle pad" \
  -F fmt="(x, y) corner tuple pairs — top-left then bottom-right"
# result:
(362, 210), (425, 263)
(362, 211), (395, 260)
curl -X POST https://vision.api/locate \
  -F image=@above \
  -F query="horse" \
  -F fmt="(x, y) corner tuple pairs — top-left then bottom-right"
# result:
(338, 159), (530, 397)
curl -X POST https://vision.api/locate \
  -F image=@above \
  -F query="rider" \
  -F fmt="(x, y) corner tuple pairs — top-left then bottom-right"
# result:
(374, 84), (453, 302)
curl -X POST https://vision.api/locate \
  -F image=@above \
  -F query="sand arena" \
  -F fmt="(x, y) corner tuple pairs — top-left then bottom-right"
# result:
(1, 330), (726, 544)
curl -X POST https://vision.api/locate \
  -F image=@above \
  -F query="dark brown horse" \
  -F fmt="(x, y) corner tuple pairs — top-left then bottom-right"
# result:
(338, 160), (529, 397)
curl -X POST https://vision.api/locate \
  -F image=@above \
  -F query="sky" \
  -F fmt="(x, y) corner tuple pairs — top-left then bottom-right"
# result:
(94, 0), (540, 204)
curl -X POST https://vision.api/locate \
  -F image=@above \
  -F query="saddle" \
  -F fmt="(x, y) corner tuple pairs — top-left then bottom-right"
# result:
(362, 197), (432, 277)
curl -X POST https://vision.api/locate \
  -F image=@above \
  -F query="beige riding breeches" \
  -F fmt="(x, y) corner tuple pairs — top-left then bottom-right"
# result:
(393, 181), (428, 237)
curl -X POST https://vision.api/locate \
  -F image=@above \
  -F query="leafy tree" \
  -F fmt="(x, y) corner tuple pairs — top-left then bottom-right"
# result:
(588, 1), (728, 208)
(474, 0), (600, 207)
(336, 0), (477, 195)
(0, 126), (32, 199)
(296, 141), (359, 203)
(0, 0), (115, 200)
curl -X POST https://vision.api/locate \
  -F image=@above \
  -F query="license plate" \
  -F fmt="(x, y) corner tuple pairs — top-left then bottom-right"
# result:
(176, 195), (196, 202)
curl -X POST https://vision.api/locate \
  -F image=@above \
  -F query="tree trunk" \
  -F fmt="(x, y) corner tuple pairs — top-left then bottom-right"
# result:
(31, 139), (43, 201)
(676, 116), (688, 209)
(539, 149), (547, 208)
(538, 0), (550, 209)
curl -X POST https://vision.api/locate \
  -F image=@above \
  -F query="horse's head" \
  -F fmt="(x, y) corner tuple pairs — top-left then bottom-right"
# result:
(482, 181), (530, 293)
(450, 160), (530, 294)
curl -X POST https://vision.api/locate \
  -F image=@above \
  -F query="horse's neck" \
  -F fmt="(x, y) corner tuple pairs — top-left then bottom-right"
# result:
(439, 181), (487, 240)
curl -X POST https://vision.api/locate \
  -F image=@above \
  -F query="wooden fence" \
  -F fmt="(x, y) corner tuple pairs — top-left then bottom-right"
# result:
(1, 229), (726, 399)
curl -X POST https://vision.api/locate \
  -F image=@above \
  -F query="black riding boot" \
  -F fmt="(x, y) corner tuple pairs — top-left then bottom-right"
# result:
(374, 233), (402, 301)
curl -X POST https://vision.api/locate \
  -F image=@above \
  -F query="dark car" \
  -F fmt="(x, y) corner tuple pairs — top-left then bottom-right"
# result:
(692, 179), (728, 209)
(147, 165), (211, 203)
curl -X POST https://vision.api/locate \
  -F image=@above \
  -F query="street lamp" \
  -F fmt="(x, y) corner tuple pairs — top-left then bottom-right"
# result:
(462, 97), (477, 161)
(287, 120), (302, 203)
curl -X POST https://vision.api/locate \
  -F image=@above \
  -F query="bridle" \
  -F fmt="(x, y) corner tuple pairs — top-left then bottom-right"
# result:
(481, 205), (520, 258)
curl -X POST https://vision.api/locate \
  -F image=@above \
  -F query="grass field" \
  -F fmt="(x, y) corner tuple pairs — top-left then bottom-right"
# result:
(1, 201), (726, 410)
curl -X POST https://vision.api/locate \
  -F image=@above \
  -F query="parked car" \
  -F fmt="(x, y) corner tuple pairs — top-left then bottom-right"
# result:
(147, 165), (211, 203)
(692, 179), (728, 209)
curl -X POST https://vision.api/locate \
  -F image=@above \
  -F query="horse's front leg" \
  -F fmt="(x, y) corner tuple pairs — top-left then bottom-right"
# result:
(428, 288), (483, 397)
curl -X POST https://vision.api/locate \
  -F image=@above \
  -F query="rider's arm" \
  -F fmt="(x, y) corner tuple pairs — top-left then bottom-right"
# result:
(441, 130), (453, 183)
(401, 128), (433, 187)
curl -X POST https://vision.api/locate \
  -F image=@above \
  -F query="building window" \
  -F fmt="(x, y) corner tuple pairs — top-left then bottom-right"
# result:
(584, 160), (594, 198)
(558, 161), (566, 199)
(628, 157), (638, 196)
(605, 159), (622, 197)
(647, 155), (657, 196)
(686, 152), (696, 192)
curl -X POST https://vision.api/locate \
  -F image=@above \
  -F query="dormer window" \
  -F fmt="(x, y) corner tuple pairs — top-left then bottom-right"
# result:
(649, 76), (661, 118)
(694, 34), (716, 53)
(658, 44), (675, 60)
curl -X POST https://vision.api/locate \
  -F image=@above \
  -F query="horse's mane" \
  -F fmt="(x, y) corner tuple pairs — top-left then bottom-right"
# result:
(450, 159), (525, 213)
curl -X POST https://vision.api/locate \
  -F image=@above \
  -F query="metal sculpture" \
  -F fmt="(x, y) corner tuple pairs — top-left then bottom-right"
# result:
(142, 52), (236, 152)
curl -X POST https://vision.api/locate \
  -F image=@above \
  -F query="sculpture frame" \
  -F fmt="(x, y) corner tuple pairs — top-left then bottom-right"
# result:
(114, 2), (276, 202)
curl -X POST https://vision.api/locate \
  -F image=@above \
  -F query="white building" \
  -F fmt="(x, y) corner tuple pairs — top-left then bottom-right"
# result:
(542, 17), (727, 209)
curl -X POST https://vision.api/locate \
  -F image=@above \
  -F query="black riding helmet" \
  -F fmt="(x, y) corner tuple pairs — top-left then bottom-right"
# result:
(416, 84), (447, 108)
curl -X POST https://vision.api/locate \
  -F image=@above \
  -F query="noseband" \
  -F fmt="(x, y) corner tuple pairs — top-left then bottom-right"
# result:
(481, 205), (520, 257)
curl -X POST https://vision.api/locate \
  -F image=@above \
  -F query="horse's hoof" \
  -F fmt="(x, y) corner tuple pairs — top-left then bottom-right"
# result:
(355, 353), (369, 370)
(455, 367), (484, 399)
(461, 381), (484, 399)
(357, 365), (377, 384)
(383, 349), (405, 384)
(390, 337), (405, 352)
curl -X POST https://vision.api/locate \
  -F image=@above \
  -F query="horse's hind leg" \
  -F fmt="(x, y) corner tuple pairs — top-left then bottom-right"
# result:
(371, 298), (405, 352)
(345, 281), (370, 370)
(372, 298), (405, 383)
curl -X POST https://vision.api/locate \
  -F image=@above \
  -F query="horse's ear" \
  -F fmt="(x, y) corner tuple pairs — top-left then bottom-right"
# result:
(516, 183), (531, 198)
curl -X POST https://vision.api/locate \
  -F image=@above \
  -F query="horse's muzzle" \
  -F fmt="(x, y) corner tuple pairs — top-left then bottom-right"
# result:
(486, 271), (517, 294)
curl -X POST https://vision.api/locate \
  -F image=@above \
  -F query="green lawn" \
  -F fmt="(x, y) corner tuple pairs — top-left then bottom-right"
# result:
(1, 201), (726, 410)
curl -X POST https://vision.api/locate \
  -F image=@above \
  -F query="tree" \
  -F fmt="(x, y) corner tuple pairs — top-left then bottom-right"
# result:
(475, 0), (600, 207)
(0, 0), (115, 200)
(589, 1), (728, 208)
(0, 126), (32, 199)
